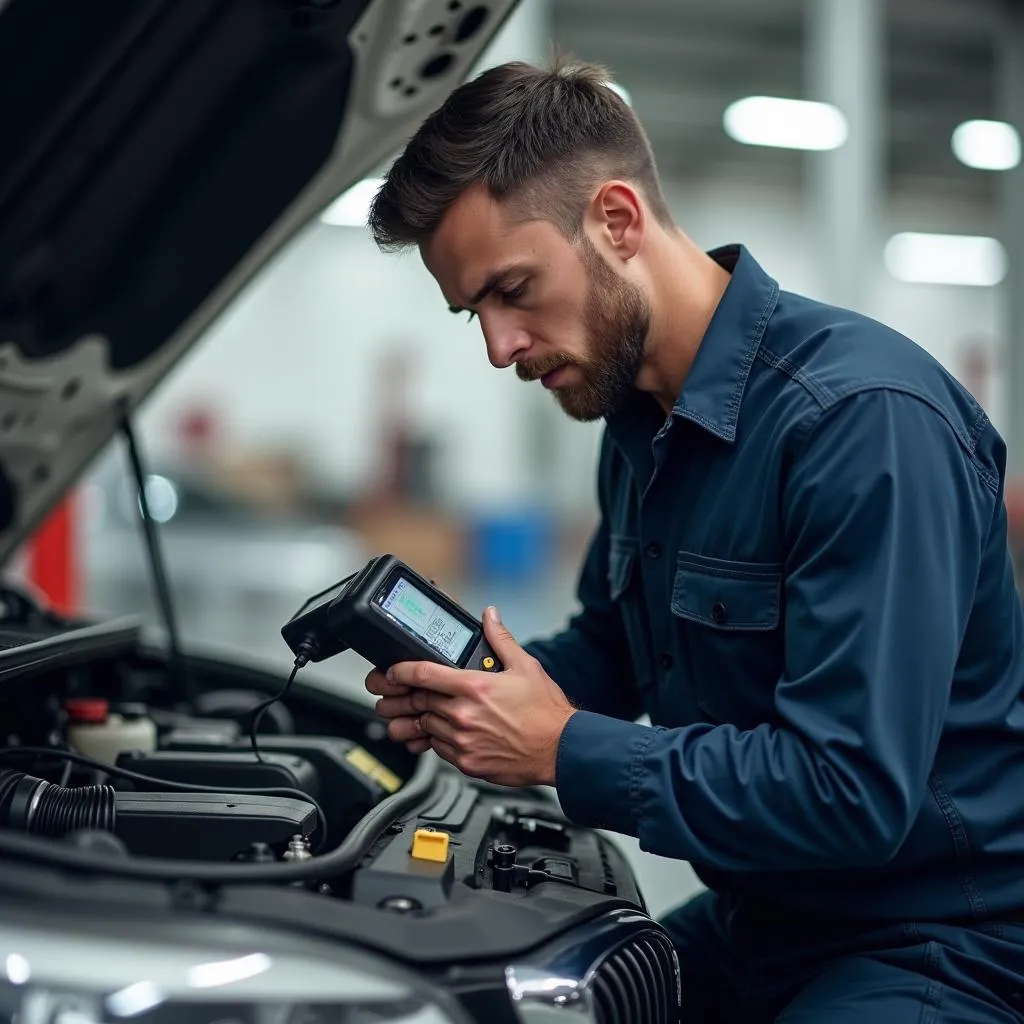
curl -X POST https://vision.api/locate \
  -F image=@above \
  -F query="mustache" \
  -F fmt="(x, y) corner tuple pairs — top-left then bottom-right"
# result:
(516, 354), (581, 382)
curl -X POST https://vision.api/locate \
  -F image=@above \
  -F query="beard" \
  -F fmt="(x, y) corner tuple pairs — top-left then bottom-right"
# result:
(516, 236), (650, 422)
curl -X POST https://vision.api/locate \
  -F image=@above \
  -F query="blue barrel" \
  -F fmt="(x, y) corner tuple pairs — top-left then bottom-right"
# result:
(469, 507), (554, 583)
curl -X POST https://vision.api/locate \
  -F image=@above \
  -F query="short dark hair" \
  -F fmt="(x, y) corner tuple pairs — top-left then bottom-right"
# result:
(367, 56), (673, 252)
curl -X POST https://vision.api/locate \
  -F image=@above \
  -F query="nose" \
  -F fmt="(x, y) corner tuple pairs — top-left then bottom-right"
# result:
(481, 312), (531, 369)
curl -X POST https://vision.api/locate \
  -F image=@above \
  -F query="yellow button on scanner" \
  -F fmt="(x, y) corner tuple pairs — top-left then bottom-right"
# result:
(410, 828), (450, 863)
(482, 656), (496, 670)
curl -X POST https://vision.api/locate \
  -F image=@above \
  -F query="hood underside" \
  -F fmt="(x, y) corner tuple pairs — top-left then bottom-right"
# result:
(0, 0), (517, 566)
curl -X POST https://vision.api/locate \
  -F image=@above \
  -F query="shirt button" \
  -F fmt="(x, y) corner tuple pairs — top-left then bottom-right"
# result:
(711, 601), (728, 624)
(660, 652), (674, 670)
(645, 542), (662, 559)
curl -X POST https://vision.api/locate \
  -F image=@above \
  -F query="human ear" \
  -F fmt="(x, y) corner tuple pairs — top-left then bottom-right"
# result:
(591, 181), (644, 262)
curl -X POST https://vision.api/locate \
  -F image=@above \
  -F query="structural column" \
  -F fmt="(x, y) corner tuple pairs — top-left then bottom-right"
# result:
(806, 0), (885, 314)
(1000, 0), (1024, 475)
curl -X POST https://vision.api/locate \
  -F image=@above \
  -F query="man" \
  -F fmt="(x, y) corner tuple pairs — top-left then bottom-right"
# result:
(364, 58), (1024, 1022)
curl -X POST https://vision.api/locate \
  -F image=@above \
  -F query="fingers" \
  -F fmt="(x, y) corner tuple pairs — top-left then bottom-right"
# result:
(387, 715), (425, 744)
(386, 660), (466, 695)
(419, 710), (458, 745)
(430, 737), (460, 765)
(364, 668), (410, 698)
(375, 690), (451, 720)
(405, 737), (432, 754)
(481, 606), (525, 667)
(375, 693), (419, 719)
(386, 710), (459, 746)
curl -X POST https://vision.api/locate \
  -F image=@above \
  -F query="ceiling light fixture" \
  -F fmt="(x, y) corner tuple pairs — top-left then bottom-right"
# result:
(884, 232), (1007, 287)
(951, 119), (1021, 172)
(723, 96), (848, 151)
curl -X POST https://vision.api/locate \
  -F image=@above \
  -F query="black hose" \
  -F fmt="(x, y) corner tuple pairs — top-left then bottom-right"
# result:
(0, 770), (116, 838)
(0, 751), (439, 884)
(0, 748), (330, 852)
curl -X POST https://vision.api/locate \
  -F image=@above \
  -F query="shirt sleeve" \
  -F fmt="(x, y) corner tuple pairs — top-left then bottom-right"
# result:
(523, 443), (644, 723)
(554, 388), (998, 869)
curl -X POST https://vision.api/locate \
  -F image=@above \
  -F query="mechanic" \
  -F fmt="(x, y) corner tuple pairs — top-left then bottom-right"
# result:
(362, 58), (1024, 1022)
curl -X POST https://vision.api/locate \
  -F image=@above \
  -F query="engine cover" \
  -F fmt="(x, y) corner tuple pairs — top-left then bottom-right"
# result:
(114, 791), (317, 860)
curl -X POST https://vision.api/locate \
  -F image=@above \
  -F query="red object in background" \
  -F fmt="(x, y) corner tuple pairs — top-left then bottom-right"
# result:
(26, 494), (78, 616)
(178, 404), (220, 462)
(63, 698), (109, 724)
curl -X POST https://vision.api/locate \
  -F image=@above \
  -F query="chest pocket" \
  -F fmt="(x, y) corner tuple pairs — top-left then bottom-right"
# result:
(671, 552), (784, 728)
(608, 535), (654, 690)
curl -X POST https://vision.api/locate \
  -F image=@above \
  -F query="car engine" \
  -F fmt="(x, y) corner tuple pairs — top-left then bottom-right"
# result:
(0, 582), (681, 1024)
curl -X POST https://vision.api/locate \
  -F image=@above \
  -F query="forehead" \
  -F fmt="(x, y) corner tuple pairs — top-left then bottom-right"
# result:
(421, 184), (571, 301)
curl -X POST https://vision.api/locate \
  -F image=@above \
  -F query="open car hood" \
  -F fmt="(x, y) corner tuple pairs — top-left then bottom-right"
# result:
(0, 0), (517, 566)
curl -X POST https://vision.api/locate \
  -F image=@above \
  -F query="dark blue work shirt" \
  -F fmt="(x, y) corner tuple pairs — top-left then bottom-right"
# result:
(526, 244), (1024, 922)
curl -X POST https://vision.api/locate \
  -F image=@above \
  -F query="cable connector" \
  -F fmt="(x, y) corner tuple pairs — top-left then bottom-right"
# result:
(293, 636), (319, 669)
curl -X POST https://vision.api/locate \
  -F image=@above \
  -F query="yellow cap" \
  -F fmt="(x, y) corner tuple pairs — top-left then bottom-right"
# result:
(410, 828), (450, 862)
(482, 656), (495, 670)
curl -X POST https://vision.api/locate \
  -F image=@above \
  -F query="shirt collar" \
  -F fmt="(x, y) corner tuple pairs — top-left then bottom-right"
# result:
(610, 244), (779, 445)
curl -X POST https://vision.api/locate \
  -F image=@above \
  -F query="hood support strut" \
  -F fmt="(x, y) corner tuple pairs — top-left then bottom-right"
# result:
(118, 403), (192, 709)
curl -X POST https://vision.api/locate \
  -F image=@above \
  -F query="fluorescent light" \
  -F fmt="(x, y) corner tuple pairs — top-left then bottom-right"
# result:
(321, 178), (384, 228)
(723, 96), (848, 151)
(5, 954), (29, 985)
(884, 232), (1007, 287)
(952, 119), (1021, 171)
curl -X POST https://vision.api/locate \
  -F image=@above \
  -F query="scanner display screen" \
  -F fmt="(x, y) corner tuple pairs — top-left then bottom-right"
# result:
(377, 576), (474, 663)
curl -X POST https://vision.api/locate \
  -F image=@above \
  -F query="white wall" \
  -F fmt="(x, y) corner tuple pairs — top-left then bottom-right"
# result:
(676, 175), (1007, 432)
(138, 173), (1007, 511)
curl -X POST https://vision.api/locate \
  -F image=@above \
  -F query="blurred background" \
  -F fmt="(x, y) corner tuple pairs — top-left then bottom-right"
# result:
(10, 0), (1024, 915)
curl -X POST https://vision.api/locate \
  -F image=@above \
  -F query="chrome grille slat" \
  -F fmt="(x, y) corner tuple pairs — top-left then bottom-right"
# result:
(593, 973), (615, 1024)
(616, 947), (646, 1023)
(590, 929), (679, 1024)
(604, 956), (634, 1023)
(642, 936), (668, 1022)
(623, 942), (654, 1022)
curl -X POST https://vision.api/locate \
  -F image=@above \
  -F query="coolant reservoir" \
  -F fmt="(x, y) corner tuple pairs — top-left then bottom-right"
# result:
(65, 699), (157, 766)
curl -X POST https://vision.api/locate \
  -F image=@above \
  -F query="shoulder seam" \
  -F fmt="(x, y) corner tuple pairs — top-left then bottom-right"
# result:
(792, 386), (998, 497)
(757, 346), (835, 408)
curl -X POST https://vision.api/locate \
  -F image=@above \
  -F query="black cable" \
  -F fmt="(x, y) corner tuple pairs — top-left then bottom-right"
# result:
(251, 640), (318, 763)
(250, 662), (299, 764)
(118, 409), (192, 709)
(0, 746), (329, 853)
(0, 748), (438, 883)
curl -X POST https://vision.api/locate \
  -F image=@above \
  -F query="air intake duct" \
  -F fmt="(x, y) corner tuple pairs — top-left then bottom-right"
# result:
(0, 769), (116, 838)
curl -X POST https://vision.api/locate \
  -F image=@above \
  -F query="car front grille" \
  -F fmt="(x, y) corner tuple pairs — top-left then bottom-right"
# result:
(505, 909), (681, 1024)
(591, 929), (680, 1024)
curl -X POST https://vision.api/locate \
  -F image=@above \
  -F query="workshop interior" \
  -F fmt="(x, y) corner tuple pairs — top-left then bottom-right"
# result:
(0, 0), (1020, 1022)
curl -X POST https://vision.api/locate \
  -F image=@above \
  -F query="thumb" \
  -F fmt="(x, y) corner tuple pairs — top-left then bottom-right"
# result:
(482, 606), (522, 665)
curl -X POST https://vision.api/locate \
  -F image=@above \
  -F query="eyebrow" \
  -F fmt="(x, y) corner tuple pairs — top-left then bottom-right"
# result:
(447, 265), (529, 315)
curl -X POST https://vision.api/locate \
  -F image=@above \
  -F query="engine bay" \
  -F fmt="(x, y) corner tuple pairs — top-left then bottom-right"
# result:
(0, 576), (683, 1024)
(0, 580), (646, 964)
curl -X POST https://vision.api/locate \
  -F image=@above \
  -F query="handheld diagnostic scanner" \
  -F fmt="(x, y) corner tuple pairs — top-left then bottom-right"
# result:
(281, 555), (502, 674)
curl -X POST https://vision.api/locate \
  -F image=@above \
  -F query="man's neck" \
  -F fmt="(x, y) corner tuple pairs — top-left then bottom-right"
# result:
(637, 230), (732, 414)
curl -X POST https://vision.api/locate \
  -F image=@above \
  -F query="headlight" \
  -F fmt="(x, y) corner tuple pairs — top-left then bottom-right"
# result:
(0, 914), (467, 1024)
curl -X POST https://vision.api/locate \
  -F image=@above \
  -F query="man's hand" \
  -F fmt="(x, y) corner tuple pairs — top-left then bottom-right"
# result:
(364, 607), (576, 787)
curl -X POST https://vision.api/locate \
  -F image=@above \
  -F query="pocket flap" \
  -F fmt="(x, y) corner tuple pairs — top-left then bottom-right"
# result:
(607, 536), (637, 601)
(671, 558), (781, 631)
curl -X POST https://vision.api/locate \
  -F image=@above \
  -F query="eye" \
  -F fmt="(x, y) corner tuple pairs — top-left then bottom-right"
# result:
(501, 282), (527, 303)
